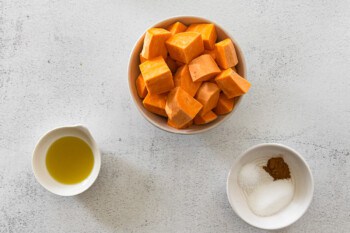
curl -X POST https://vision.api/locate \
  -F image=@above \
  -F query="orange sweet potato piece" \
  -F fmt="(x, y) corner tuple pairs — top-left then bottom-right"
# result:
(215, 38), (238, 69)
(186, 24), (217, 50)
(167, 119), (193, 129)
(166, 32), (204, 64)
(140, 53), (147, 63)
(165, 87), (203, 128)
(176, 61), (185, 67)
(165, 56), (177, 73)
(166, 22), (187, 35)
(213, 93), (234, 115)
(143, 93), (167, 117)
(203, 49), (216, 60)
(174, 65), (201, 97)
(135, 74), (148, 98)
(139, 56), (174, 94)
(188, 54), (220, 82)
(194, 111), (217, 125)
(215, 68), (251, 98)
(195, 82), (220, 115)
(141, 28), (171, 59)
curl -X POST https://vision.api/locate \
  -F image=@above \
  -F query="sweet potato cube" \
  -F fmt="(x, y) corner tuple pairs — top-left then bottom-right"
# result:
(167, 119), (193, 129)
(140, 53), (147, 63)
(176, 61), (185, 67)
(195, 82), (220, 115)
(165, 56), (177, 73)
(166, 32), (204, 64)
(135, 74), (148, 98)
(141, 28), (171, 59)
(165, 87), (203, 128)
(186, 24), (217, 50)
(143, 93), (167, 117)
(194, 111), (217, 125)
(174, 65), (201, 97)
(215, 39), (238, 69)
(166, 22), (187, 35)
(213, 93), (235, 115)
(215, 68), (251, 98)
(203, 49), (216, 60)
(139, 56), (174, 94)
(188, 54), (220, 82)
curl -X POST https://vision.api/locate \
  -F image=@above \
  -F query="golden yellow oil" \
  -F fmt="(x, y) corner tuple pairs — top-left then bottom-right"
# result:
(46, 136), (94, 184)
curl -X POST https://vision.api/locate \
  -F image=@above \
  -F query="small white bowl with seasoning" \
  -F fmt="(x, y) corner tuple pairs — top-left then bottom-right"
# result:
(32, 125), (101, 196)
(226, 143), (314, 230)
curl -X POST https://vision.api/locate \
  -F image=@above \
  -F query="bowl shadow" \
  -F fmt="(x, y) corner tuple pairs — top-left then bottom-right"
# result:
(76, 150), (156, 230)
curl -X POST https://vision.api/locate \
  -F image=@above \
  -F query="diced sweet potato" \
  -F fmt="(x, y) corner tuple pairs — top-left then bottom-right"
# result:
(143, 93), (167, 117)
(141, 28), (171, 59)
(167, 119), (193, 129)
(215, 39), (238, 69)
(176, 61), (185, 67)
(165, 56), (177, 73)
(166, 32), (204, 64)
(232, 66), (237, 72)
(135, 74), (148, 98)
(188, 54), (220, 82)
(174, 65), (201, 97)
(166, 22), (187, 35)
(215, 68), (251, 98)
(195, 82), (220, 115)
(165, 87), (203, 128)
(203, 49), (216, 60)
(194, 111), (217, 125)
(139, 56), (174, 94)
(186, 24), (217, 50)
(140, 53), (147, 63)
(213, 93), (234, 115)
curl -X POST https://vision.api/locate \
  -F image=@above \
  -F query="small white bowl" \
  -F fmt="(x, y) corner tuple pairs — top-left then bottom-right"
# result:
(226, 143), (314, 230)
(32, 125), (101, 196)
(128, 16), (247, 134)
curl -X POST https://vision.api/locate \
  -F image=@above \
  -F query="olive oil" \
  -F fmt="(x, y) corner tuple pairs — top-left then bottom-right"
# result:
(46, 136), (94, 184)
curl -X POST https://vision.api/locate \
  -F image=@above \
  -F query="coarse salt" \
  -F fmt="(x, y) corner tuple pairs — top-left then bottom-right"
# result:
(247, 179), (294, 216)
(238, 162), (273, 194)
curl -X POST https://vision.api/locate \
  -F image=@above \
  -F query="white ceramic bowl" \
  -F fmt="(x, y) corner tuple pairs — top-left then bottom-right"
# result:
(128, 16), (247, 134)
(32, 125), (101, 196)
(226, 143), (314, 230)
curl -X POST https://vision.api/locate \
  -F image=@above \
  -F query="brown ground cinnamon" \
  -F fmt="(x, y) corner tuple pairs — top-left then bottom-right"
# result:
(263, 157), (291, 180)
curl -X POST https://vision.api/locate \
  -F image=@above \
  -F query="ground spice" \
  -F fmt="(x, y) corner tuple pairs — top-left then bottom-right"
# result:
(263, 157), (291, 180)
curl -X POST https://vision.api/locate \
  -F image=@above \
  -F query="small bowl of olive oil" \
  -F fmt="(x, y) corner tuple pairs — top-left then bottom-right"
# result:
(32, 125), (101, 196)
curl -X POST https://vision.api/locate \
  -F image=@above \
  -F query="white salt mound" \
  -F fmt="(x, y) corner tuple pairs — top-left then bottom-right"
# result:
(238, 163), (273, 193)
(247, 179), (294, 216)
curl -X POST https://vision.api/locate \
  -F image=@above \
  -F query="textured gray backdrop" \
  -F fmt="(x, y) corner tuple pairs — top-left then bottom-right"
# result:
(1, 0), (350, 232)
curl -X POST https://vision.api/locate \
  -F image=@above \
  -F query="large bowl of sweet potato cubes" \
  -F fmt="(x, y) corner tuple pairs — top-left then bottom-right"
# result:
(128, 16), (250, 134)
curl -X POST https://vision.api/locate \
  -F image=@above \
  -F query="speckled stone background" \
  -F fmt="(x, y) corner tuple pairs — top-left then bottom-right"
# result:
(1, 0), (350, 232)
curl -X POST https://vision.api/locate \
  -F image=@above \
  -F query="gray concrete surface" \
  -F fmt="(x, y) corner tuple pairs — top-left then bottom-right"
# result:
(1, 0), (350, 232)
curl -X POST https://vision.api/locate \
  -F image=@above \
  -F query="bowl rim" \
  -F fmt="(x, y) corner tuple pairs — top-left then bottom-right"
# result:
(127, 15), (247, 135)
(32, 125), (101, 196)
(226, 143), (314, 230)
